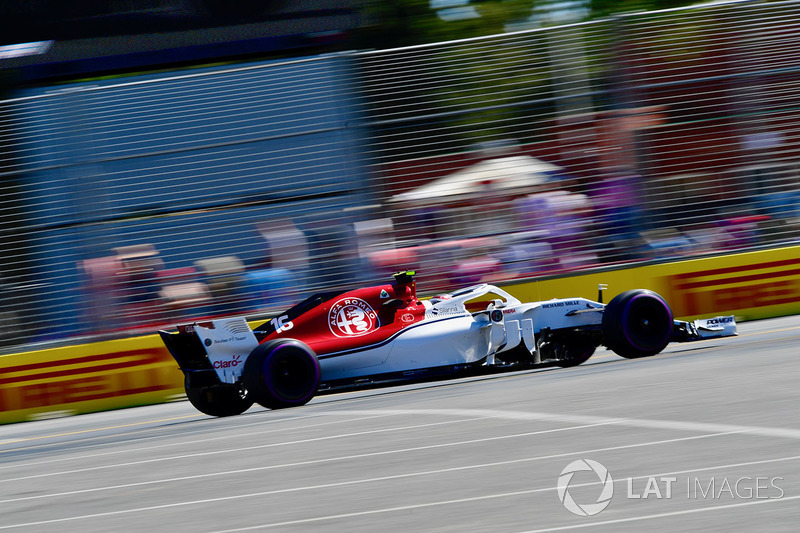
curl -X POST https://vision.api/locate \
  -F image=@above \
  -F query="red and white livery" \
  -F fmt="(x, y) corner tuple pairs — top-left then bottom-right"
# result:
(160, 271), (737, 417)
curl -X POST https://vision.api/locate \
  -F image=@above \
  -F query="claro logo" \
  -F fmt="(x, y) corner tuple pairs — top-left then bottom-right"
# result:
(213, 355), (242, 369)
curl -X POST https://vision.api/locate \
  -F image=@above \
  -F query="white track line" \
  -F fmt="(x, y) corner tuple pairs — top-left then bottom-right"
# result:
(0, 412), (394, 471)
(517, 495), (800, 533)
(0, 416), (487, 483)
(0, 430), (760, 529)
(323, 408), (800, 440)
(0, 421), (610, 503)
(214, 492), (800, 532)
(4, 407), (799, 529)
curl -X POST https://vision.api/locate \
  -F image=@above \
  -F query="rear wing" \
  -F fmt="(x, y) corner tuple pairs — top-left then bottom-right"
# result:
(160, 317), (259, 384)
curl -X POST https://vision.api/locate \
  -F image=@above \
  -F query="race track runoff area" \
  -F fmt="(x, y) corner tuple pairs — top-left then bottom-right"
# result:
(0, 316), (798, 531)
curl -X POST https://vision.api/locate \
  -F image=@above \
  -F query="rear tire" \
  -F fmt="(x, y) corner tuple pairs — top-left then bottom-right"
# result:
(184, 374), (253, 417)
(243, 339), (320, 410)
(602, 289), (673, 358)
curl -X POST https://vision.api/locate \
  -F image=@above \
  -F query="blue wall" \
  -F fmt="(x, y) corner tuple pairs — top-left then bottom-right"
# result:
(12, 53), (373, 339)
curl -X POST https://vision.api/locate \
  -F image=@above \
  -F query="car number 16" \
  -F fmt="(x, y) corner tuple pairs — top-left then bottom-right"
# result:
(270, 315), (294, 333)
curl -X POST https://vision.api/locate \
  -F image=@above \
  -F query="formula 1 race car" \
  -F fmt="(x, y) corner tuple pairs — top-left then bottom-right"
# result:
(159, 271), (737, 417)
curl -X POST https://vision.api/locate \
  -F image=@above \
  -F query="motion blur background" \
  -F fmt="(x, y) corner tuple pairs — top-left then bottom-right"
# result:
(1, 0), (798, 351)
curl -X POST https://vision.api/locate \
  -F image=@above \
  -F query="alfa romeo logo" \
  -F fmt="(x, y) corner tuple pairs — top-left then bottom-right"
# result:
(328, 298), (379, 337)
(557, 459), (614, 516)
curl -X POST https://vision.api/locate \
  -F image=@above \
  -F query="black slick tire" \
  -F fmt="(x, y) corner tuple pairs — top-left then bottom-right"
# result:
(602, 289), (674, 358)
(243, 339), (320, 410)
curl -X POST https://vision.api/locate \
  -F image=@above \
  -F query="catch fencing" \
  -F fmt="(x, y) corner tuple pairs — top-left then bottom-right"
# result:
(1, 0), (799, 350)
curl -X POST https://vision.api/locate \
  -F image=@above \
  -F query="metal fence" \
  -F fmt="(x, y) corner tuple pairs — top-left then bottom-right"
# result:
(1, 0), (799, 350)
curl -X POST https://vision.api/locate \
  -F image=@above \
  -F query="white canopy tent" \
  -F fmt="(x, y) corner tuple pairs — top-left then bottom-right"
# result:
(390, 155), (563, 205)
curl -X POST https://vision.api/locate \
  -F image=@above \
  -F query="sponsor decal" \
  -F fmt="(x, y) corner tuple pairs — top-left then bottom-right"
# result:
(213, 354), (242, 369)
(380, 289), (390, 299)
(704, 316), (735, 325)
(543, 300), (581, 309)
(429, 306), (460, 316)
(401, 313), (415, 323)
(0, 348), (178, 413)
(207, 334), (251, 345)
(666, 258), (800, 315)
(328, 297), (380, 337)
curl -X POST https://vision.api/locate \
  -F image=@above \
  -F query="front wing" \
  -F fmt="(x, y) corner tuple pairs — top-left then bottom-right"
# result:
(671, 316), (737, 342)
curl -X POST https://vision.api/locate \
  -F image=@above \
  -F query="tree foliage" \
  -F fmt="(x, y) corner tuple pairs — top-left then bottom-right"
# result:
(360, 0), (704, 50)
(586, 0), (701, 20)
(359, 0), (535, 49)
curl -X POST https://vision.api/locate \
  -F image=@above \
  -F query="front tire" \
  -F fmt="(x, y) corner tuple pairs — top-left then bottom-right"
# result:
(602, 289), (673, 358)
(243, 339), (320, 410)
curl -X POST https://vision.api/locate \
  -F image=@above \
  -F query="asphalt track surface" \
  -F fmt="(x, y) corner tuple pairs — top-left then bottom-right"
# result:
(1, 316), (799, 532)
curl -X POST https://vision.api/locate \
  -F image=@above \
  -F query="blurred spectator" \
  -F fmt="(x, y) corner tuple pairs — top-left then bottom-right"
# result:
(514, 189), (597, 269)
(589, 168), (646, 261)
